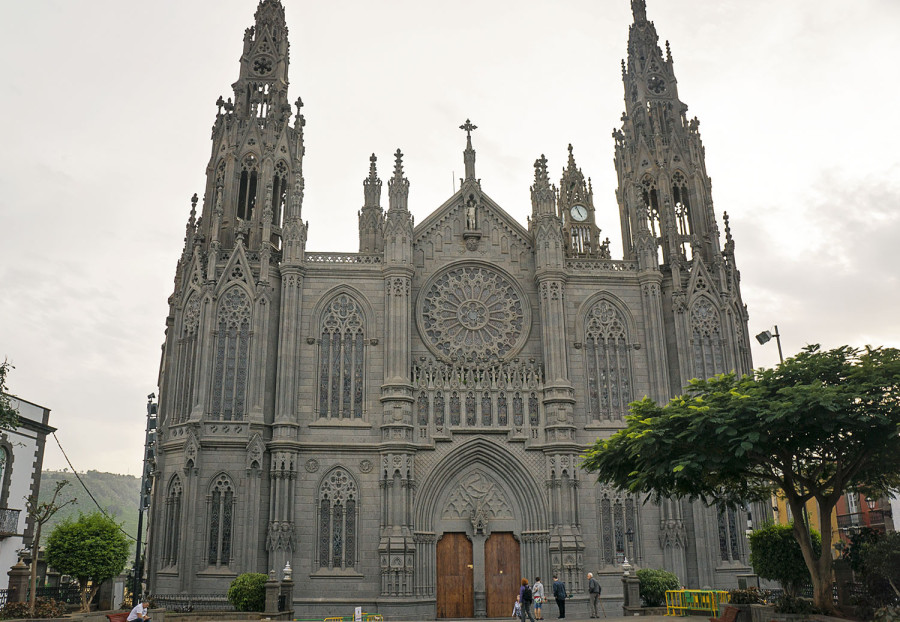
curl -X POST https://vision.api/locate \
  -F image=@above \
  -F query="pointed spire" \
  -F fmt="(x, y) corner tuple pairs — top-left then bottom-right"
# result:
(632, 0), (647, 22)
(566, 143), (577, 172)
(363, 153), (382, 209)
(232, 0), (290, 121)
(460, 119), (477, 181)
(531, 155), (556, 217)
(388, 149), (409, 211)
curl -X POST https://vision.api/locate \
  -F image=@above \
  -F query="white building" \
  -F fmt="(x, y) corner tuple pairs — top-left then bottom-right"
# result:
(0, 396), (54, 591)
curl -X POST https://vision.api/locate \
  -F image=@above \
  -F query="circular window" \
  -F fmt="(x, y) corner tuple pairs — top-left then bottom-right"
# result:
(417, 264), (530, 362)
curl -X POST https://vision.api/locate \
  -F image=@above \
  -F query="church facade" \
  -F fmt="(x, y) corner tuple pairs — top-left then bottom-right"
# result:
(147, 1), (760, 617)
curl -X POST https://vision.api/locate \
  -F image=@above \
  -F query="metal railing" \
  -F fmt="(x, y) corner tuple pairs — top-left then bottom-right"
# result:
(153, 594), (236, 612)
(0, 508), (21, 536)
(0, 588), (9, 608)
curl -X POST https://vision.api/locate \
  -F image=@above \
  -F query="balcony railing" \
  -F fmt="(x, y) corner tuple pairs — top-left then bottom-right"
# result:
(837, 510), (888, 532)
(0, 508), (21, 537)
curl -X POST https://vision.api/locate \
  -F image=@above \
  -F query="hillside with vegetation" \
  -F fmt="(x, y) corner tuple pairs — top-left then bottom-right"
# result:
(38, 470), (141, 556)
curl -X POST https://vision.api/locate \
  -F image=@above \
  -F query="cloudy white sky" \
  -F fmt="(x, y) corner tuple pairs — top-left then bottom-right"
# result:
(1, 0), (898, 475)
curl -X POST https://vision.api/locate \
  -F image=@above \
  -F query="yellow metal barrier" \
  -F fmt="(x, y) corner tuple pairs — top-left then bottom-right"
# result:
(665, 589), (729, 616)
(321, 614), (383, 622)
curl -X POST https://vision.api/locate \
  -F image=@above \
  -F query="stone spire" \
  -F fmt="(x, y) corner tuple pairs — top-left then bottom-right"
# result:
(363, 153), (382, 209)
(631, 0), (647, 22)
(388, 149), (410, 212)
(231, 0), (291, 122)
(530, 155), (556, 218)
(359, 154), (384, 254)
(460, 119), (477, 182)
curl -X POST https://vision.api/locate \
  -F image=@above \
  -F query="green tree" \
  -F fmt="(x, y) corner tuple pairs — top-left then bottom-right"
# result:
(581, 345), (900, 614)
(0, 359), (20, 430)
(25, 480), (76, 617)
(45, 512), (130, 612)
(859, 532), (900, 605)
(748, 522), (820, 597)
(636, 568), (680, 607)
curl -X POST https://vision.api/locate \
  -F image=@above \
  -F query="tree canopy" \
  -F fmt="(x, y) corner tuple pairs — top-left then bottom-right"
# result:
(45, 512), (130, 611)
(581, 345), (900, 613)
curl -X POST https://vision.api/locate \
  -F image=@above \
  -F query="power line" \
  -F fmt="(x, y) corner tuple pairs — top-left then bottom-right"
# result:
(51, 431), (137, 542)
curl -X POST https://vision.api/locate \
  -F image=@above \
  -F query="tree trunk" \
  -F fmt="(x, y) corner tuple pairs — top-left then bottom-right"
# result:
(788, 498), (836, 615)
(28, 524), (41, 617)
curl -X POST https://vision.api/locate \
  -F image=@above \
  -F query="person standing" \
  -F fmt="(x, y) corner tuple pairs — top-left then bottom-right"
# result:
(587, 572), (602, 618)
(533, 577), (545, 620)
(552, 574), (567, 619)
(519, 578), (537, 622)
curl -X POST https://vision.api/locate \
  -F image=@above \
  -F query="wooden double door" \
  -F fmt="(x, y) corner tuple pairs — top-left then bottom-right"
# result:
(436, 532), (520, 618)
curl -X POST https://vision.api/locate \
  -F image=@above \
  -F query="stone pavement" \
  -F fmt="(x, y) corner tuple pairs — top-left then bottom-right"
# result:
(209, 617), (712, 622)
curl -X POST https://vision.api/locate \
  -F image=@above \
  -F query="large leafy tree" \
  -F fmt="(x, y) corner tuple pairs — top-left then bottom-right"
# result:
(45, 512), (130, 611)
(581, 345), (900, 613)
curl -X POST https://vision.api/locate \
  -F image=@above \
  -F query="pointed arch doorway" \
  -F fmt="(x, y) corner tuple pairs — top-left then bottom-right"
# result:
(420, 439), (549, 619)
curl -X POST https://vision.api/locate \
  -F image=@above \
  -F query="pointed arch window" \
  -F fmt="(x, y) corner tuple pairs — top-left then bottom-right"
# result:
(174, 294), (201, 423)
(671, 172), (691, 237)
(318, 294), (366, 419)
(717, 507), (744, 562)
(640, 177), (661, 238)
(690, 298), (726, 379)
(237, 154), (259, 220)
(207, 474), (235, 568)
(599, 489), (638, 566)
(584, 300), (633, 420)
(163, 475), (183, 567)
(317, 468), (358, 570)
(271, 160), (288, 228)
(211, 288), (252, 421)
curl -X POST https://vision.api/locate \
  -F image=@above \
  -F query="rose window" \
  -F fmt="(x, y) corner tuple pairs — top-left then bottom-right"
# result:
(418, 265), (529, 361)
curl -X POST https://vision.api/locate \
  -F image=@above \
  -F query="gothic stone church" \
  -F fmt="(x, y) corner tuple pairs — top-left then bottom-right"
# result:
(147, 0), (759, 617)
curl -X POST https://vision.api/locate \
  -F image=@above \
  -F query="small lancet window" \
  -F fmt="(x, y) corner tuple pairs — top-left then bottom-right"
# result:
(640, 177), (661, 238)
(272, 161), (288, 227)
(237, 155), (259, 220)
(671, 171), (692, 238)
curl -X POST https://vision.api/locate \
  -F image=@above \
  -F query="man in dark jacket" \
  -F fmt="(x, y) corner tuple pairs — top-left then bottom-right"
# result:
(587, 572), (602, 617)
(551, 574), (566, 619)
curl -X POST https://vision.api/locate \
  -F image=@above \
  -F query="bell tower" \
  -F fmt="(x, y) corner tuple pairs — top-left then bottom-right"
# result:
(558, 144), (610, 259)
(191, 0), (305, 255)
(614, 0), (721, 271)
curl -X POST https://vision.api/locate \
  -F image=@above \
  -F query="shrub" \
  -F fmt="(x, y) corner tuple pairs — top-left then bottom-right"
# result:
(858, 532), (900, 609)
(749, 522), (820, 597)
(773, 595), (819, 615)
(727, 587), (770, 605)
(0, 597), (67, 619)
(636, 568), (680, 607)
(874, 606), (900, 622)
(227, 572), (268, 612)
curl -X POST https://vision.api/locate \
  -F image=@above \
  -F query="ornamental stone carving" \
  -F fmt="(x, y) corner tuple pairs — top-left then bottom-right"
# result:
(442, 471), (513, 521)
(418, 264), (529, 362)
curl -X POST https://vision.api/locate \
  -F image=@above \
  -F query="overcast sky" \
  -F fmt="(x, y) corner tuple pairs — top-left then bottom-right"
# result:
(1, 0), (898, 475)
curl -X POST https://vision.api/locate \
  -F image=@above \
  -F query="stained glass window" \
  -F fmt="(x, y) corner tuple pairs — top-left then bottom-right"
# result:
(691, 299), (727, 380)
(513, 393), (523, 426)
(585, 300), (632, 421)
(211, 288), (251, 421)
(481, 393), (492, 426)
(317, 468), (359, 570)
(450, 392), (461, 426)
(465, 392), (476, 426)
(207, 474), (235, 567)
(599, 490), (638, 566)
(164, 476), (182, 567)
(175, 294), (200, 423)
(498, 393), (508, 426)
(717, 508), (744, 562)
(318, 294), (366, 419)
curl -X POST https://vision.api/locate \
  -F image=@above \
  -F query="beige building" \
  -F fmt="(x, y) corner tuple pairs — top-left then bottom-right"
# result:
(147, 0), (760, 617)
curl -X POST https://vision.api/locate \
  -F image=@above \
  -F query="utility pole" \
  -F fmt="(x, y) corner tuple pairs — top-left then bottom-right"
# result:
(133, 394), (157, 606)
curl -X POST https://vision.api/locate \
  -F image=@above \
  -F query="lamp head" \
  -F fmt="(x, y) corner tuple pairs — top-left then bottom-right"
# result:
(755, 330), (773, 345)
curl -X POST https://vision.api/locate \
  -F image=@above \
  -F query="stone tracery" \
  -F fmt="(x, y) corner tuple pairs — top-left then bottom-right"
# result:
(419, 265), (527, 362)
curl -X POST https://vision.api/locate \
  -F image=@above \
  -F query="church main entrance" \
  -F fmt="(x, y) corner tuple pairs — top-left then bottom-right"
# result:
(436, 531), (521, 618)
(436, 533), (474, 618)
(485, 532), (521, 618)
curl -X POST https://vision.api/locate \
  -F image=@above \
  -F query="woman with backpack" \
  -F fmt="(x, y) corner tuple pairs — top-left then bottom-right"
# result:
(518, 577), (536, 622)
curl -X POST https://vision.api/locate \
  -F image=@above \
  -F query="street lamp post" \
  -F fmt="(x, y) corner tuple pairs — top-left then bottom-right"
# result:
(132, 394), (158, 607)
(755, 325), (784, 363)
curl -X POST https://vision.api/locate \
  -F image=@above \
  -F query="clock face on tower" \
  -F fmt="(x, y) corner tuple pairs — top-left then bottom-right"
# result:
(570, 204), (588, 222)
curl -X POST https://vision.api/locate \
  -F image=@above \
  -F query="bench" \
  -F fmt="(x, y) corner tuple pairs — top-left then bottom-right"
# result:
(710, 605), (739, 622)
(105, 613), (130, 622)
